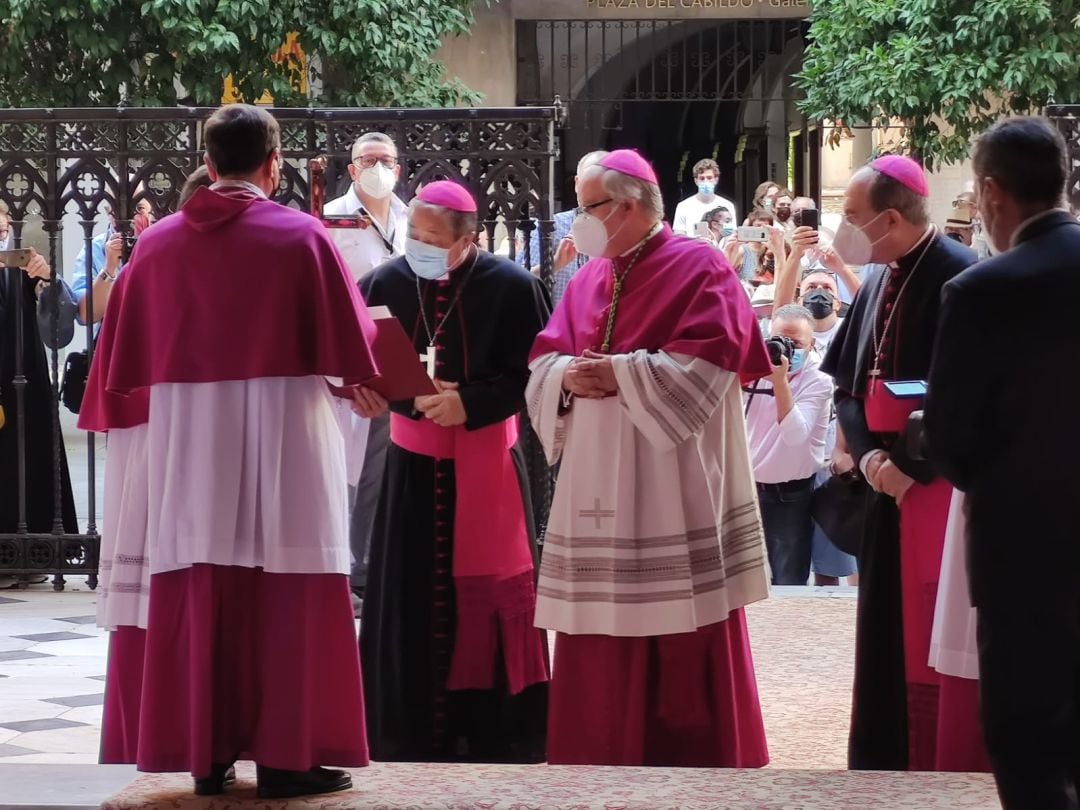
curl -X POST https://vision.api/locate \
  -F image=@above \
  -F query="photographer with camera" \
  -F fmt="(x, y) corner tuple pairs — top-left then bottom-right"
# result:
(744, 305), (832, 586)
(773, 224), (861, 586)
(74, 228), (121, 326)
(70, 195), (154, 325)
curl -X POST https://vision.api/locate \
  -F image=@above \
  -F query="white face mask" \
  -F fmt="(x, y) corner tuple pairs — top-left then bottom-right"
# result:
(358, 163), (396, 200)
(406, 237), (451, 280)
(832, 211), (889, 266)
(571, 206), (623, 258)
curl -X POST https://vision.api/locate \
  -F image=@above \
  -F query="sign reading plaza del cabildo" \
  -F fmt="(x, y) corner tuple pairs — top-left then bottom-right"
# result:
(585, 0), (807, 10)
(510, 0), (808, 18)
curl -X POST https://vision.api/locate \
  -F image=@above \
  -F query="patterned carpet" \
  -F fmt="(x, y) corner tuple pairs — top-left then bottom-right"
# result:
(748, 592), (857, 769)
(102, 760), (1000, 809)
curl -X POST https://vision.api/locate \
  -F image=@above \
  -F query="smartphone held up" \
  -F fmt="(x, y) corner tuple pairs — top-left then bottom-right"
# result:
(0, 248), (31, 268)
(792, 207), (819, 230)
(736, 225), (769, 243)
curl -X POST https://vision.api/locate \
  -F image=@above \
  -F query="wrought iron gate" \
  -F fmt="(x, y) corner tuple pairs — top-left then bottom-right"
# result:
(518, 19), (806, 127)
(0, 106), (559, 588)
(517, 18), (807, 213)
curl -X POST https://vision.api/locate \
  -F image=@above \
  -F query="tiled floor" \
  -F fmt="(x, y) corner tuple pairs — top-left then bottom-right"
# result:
(0, 582), (106, 765)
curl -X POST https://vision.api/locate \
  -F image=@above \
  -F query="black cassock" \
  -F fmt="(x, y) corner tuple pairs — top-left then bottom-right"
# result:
(358, 249), (551, 762)
(821, 233), (974, 771)
(0, 268), (78, 538)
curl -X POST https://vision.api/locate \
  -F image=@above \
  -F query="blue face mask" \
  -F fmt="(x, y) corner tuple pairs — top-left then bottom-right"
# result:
(406, 237), (451, 280)
(698, 181), (716, 196)
(721, 225), (734, 238)
(788, 348), (808, 375)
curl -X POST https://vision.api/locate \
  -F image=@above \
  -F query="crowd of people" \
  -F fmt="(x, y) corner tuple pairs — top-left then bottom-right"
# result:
(0, 104), (1076, 808)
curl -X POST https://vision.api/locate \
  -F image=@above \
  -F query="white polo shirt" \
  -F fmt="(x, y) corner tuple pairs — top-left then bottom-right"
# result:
(814, 317), (843, 356)
(744, 352), (833, 485)
(323, 186), (408, 486)
(323, 185), (408, 282)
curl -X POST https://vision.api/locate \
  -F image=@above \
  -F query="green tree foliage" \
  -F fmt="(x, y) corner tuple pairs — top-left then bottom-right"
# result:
(796, 0), (1080, 168)
(0, 0), (489, 107)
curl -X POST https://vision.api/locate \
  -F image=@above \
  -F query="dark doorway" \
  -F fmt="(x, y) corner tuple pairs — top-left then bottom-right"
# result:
(584, 100), (742, 225)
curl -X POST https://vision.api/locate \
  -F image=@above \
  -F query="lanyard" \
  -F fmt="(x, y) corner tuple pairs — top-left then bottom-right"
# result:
(356, 204), (398, 257)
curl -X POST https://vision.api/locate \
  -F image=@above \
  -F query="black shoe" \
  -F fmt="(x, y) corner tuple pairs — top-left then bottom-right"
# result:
(193, 762), (236, 796)
(256, 765), (352, 799)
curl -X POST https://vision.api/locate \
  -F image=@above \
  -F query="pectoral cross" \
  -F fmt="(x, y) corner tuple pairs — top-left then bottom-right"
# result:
(420, 344), (437, 380)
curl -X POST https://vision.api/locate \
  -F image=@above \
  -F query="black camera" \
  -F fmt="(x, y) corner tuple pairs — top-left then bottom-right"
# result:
(765, 335), (796, 366)
(122, 233), (137, 261)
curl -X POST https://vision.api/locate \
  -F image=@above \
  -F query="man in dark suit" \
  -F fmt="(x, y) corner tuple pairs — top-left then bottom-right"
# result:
(926, 116), (1080, 810)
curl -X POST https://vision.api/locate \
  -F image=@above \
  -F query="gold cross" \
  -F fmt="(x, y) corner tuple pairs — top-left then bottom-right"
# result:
(579, 498), (615, 529)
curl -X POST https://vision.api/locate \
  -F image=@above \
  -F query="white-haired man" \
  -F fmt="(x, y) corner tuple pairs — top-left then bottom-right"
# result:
(323, 132), (409, 612)
(352, 180), (551, 763)
(524, 150), (607, 306)
(527, 149), (771, 767)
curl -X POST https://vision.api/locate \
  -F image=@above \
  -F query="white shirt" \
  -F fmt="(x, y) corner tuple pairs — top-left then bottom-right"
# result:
(814, 318), (843, 356)
(323, 186), (408, 485)
(672, 193), (737, 238)
(744, 353), (833, 484)
(810, 316), (843, 462)
(323, 185), (408, 282)
(810, 322), (843, 461)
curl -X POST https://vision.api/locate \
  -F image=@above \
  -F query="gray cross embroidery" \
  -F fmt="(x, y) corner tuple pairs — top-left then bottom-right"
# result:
(579, 498), (615, 529)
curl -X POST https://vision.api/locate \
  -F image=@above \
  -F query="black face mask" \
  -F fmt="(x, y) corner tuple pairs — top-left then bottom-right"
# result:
(803, 289), (836, 320)
(775, 206), (792, 222)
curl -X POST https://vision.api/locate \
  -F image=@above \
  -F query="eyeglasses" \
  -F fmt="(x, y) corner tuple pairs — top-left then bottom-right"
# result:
(353, 156), (398, 170)
(575, 198), (613, 217)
